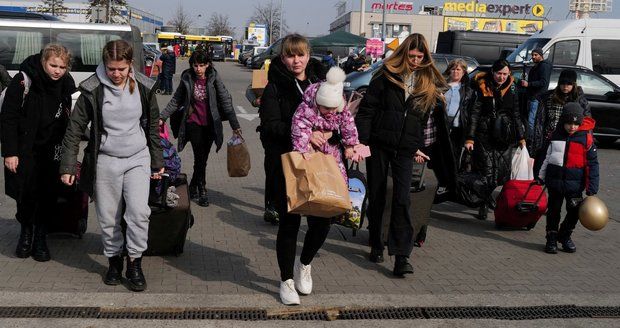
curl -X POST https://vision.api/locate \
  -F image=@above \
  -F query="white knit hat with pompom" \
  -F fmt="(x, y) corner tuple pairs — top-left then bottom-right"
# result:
(315, 66), (346, 112)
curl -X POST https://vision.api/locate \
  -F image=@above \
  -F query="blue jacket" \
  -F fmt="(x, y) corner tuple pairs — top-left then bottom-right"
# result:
(539, 117), (599, 195)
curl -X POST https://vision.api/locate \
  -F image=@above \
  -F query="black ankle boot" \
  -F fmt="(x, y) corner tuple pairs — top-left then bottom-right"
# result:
(393, 255), (414, 277)
(476, 204), (488, 220)
(189, 184), (199, 202)
(197, 186), (209, 207)
(263, 206), (279, 225)
(104, 256), (124, 285)
(15, 223), (33, 258)
(31, 225), (50, 262)
(544, 231), (558, 254)
(369, 248), (384, 263)
(558, 230), (576, 253)
(126, 257), (147, 292)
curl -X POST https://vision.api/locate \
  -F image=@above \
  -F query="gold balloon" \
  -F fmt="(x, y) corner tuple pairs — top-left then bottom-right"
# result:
(579, 196), (609, 231)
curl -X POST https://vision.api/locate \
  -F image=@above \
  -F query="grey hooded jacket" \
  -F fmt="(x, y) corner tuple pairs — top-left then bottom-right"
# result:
(59, 71), (163, 196)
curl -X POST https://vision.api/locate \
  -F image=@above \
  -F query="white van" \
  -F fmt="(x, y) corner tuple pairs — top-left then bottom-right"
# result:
(506, 19), (620, 85)
(0, 19), (144, 104)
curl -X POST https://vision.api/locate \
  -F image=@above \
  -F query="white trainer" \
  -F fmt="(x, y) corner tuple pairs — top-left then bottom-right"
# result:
(294, 258), (312, 295)
(279, 279), (300, 305)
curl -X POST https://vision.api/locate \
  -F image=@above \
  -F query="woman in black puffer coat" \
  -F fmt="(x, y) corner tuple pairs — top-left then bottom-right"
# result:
(1, 44), (76, 262)
(465, 60), (526, 220)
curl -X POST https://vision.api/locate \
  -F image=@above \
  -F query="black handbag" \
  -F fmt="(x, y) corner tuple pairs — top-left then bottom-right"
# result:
(454, 149), (489, 208)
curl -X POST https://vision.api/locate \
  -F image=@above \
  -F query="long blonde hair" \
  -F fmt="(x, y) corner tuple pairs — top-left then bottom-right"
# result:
(381, 33), (446, 112)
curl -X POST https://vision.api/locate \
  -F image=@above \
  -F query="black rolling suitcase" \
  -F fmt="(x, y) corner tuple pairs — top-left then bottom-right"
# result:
(382, 162), (438, 246)
(143, 173), (194, 256)
(48, 163), (89, 238)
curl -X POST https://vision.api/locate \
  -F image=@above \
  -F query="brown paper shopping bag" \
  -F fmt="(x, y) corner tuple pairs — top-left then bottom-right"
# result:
(227, 135), (251, 177)
(281, 151), (351, 218)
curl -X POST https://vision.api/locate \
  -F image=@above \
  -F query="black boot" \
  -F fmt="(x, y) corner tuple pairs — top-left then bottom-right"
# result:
(125, 257), (147, 292)
(263, 206), (279, 225)
(189, 184), (199, 202)
(393, 255), (414, 277)
(197, 185), (209, 207)
(544, 231), (558, 254)
(369, 248), (384, 263)
(104, 256), (124, 285)
(31, 225), (50, 262)
(558, 230), (576, 253)
(476, 204), (488, 220)
(15, 223), (33, 258)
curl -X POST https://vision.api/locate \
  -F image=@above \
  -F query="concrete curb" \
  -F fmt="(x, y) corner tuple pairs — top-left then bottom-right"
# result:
(0, 291), (618, 309)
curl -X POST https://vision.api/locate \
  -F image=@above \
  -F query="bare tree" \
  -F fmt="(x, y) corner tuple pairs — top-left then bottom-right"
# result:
(167, 4), (193, 35)
(206, 13), (234, 37)
(248, 1), (287, 44)
(38, 0), (69, 18)
(87, 0), (128, 24)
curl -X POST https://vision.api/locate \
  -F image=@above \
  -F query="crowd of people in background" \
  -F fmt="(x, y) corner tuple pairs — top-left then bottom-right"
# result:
(0, 31), (599, 306)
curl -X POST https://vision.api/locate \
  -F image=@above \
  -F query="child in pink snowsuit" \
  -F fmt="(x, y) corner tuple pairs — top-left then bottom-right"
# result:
(291, 67), (360, 181)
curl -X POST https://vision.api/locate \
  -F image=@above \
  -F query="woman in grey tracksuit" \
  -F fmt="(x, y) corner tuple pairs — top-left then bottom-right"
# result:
(59, 40), (163, 292)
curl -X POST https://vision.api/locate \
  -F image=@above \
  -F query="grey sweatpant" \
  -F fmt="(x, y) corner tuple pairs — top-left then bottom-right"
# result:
(95, 147), (151, 258)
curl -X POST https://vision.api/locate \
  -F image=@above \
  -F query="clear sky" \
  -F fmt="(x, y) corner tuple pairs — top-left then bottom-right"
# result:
(127, 0), (618, 37)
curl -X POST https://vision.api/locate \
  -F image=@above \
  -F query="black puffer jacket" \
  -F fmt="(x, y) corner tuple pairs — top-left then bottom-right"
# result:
(258, 56), (325, 154)
(357, 68), (439, 156)
(467, 72), (525, 148)
(529, 87), (590, 154)
(1, 54), (75, 201)
(160, 67), (240, 152)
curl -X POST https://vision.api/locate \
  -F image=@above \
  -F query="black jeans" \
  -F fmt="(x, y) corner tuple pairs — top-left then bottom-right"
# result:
(268, 147), (332, 281)
(262, 144), (280, 210)
(186, 123), (215, 189)
(366, 145), (415, 257)
(276, 215), (331, 281)
(546, 189), (581, 232)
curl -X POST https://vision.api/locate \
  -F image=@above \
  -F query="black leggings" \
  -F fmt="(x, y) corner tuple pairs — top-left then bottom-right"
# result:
(276, 215), (332, 281)
(186, 123), (215, 188)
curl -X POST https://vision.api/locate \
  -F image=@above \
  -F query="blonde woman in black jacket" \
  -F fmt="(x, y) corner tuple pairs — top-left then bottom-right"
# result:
(1, 44), (75, 262)
(356, 33), (449, 277)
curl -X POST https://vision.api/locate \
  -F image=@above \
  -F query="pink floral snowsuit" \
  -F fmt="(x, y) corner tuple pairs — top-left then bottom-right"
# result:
(291, 83), (359, 182)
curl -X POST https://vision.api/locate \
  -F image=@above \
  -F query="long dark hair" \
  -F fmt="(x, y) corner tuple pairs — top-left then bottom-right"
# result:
(102, 40), (135, 94)
(552, 83), (580, 105)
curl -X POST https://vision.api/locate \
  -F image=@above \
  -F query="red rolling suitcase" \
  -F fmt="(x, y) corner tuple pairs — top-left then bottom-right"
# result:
(494, 180), (547, 230)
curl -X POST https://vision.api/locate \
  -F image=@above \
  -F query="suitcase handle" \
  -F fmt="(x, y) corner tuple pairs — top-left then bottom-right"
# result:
(516, 183), (547, 213)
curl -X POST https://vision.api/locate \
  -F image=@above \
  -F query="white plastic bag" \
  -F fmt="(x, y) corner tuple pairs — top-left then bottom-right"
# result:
(511, 147), (534, 180)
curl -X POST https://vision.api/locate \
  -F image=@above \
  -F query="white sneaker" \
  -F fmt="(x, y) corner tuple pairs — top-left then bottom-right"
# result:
(279, 279), (300, 305)
(294, 258), (312, 295)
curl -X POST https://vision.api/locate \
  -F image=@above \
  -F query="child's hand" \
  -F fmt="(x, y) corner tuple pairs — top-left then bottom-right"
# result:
(344, 146), (355, 160)
(310, 130), (332, 148)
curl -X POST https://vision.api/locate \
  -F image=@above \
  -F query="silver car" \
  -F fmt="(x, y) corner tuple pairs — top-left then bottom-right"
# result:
(343, 54), (479, 96)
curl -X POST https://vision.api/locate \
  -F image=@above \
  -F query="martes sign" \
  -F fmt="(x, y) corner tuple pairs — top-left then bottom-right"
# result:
(443, 1), (545, 17)
(371, 2), (414, 11)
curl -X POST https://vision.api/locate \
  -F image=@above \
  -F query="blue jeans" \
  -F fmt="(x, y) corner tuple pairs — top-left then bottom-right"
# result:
(527, 99), (539, 138)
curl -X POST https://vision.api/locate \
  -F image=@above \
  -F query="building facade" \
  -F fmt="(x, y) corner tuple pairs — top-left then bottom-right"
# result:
(330, 0), (546, 50)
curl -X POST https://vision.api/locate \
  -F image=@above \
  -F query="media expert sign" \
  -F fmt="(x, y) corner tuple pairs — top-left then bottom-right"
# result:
(443, 1), (545, 17)
(371, 2), (414, 11)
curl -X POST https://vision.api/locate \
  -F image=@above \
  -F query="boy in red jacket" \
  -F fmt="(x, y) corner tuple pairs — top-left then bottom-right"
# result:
(538, 103), (599, 254)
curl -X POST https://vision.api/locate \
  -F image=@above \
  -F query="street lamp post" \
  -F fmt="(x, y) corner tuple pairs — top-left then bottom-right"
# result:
(381, 0), (386, 41)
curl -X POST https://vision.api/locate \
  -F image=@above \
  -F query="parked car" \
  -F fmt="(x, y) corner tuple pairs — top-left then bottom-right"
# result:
(343, 54), (479, 96)
(249, 39), (283, 69)
(239, 46), (267, 66)
(469, 64), (620, 146)
(211, 43), (226, 61)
